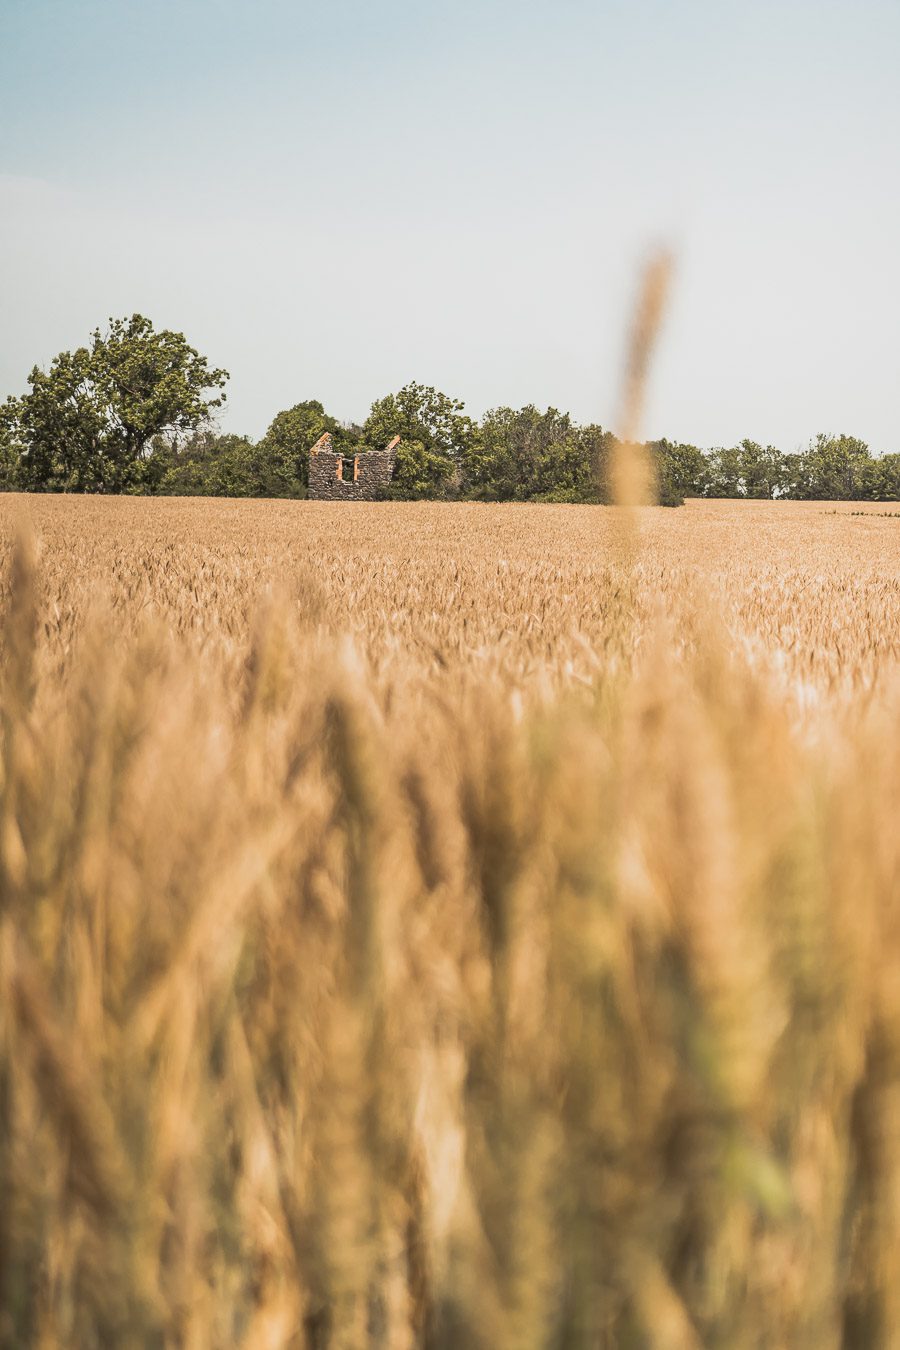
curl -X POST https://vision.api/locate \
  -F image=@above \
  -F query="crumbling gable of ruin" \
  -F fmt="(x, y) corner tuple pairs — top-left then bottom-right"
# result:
(307, 432), (400, 501)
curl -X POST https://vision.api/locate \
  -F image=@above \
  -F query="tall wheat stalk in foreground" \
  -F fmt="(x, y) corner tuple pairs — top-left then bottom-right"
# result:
(609, 248), (674, 515)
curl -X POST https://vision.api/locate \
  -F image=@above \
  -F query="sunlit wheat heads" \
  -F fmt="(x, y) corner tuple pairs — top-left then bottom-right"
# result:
(1, 493), (900, 1347)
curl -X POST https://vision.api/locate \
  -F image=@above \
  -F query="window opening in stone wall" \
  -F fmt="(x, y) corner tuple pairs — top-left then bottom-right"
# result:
(308, 436), (398, 500)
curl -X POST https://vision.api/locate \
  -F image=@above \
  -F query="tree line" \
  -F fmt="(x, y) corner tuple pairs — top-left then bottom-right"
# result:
(3, 315), (898, 504)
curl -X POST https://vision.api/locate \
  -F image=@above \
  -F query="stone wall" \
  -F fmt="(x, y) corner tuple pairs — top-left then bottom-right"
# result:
(308, 433), (400, 502)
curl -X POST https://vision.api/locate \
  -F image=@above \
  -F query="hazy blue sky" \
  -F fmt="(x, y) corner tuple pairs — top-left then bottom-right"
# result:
(2, 0), (898, 450)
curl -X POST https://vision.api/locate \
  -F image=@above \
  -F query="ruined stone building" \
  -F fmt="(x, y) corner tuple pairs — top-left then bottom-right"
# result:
(307, 432), (400, 501)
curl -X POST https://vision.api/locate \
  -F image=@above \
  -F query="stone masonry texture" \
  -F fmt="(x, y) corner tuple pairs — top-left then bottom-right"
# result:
(307, 433), (400, 501)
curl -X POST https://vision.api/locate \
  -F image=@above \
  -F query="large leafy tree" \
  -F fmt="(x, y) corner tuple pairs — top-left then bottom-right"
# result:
(704, 445), (745, 498)
(576, 424), (619, 503)
(0, 398), (23, 490)
(7, 315), (228, 493)
(651, 440), (709, 501)
(364, 382), (473, 497)
(864, 452), (900, 501)
(256, 400), (361, 496)
(466, 405), (604, 501)
(151, 431), (258, 497)
(698, 441), (786, 499)
(735, 440), (787, 499)
(785, 433), (872, 501)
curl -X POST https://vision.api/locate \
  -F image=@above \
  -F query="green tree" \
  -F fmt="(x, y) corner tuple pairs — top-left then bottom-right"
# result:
(154, 431), (258, 497)
(256, 400), (360, 496)
(786, 433), (872, 500)
(737, 440), (787, 499)
(864, 453), (900, 501)
(383, 438), (456, 498)
(364, 383), (473, 498)
(6, 315), (228, 493)
(651, 440), (708, 500)
(705, 445), (745, 497)
(465, 407), (614, 502)
(0, 399), (23, 490)
(577, 424), (619, 503)
(464, 413), (692, 506)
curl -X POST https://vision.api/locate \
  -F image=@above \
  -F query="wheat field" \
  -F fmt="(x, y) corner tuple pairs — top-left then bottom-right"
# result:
(2, 494), (900, 1348)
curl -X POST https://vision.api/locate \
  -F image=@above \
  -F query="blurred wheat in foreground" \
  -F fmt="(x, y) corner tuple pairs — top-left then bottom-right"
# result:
(2, 495), (900, 1348)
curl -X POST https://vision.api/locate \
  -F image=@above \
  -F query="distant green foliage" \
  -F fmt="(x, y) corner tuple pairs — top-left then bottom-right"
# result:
(784, 433), (872, 501)
(465, 406), (612, 502)
(865, 453), (900, 501)
(255, 401), (362, 496)
(5, 315), (228, 494)
(0, 398), (23, 491)
(364, 383), (474, 498)
(653, 434), (899, 504)
(652, 440), (707, 502)
(2, 323), (897, 505)
(151, 431), (258, 497)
